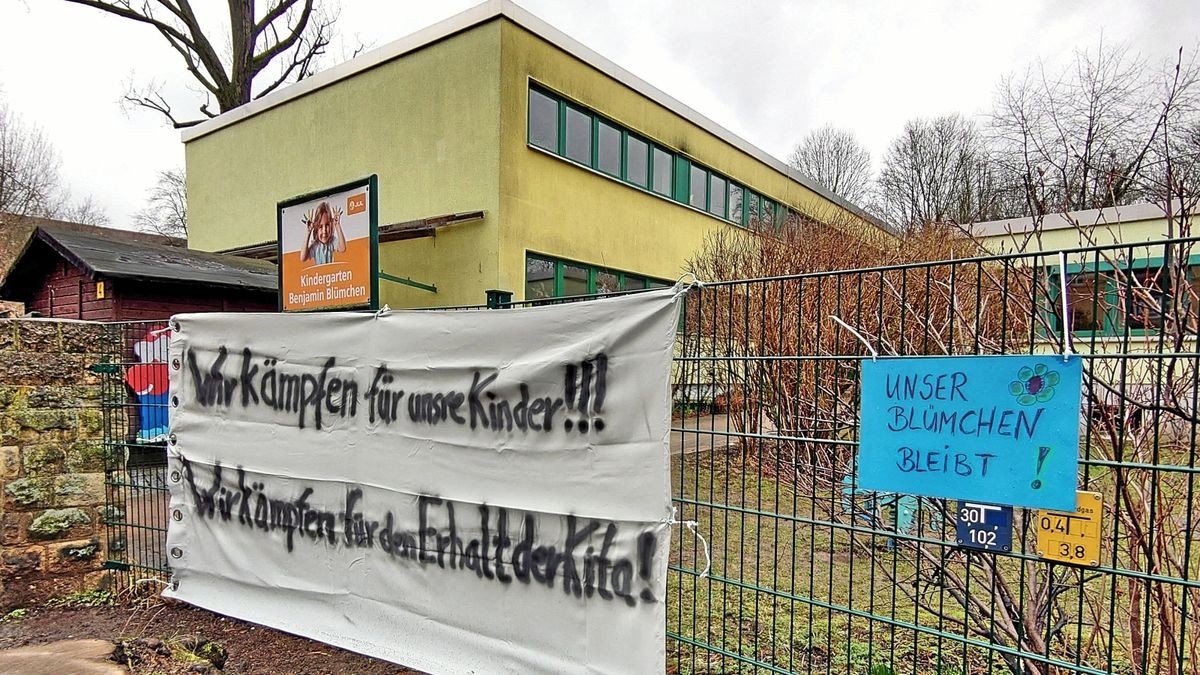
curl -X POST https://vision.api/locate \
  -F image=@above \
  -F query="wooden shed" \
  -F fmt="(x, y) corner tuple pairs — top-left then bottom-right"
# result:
(0, 225), (277, 320)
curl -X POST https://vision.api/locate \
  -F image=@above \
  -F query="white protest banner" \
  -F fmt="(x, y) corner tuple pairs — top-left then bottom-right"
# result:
(163, 287), (683, 674)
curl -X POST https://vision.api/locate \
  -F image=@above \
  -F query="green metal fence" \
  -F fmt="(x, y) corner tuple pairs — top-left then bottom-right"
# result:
(98, 235), (1200, 673)
(96, 321), (171, 585)
(653, 236), (1200, 675)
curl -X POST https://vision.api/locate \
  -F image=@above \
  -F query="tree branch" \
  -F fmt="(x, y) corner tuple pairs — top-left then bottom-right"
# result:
(253, 0), (301, 37)
(251, 0), (316, 76)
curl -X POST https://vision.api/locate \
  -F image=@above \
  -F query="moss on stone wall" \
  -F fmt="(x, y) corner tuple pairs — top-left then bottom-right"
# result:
(0, 319), (111, 610)
(28, 508), (91, 539)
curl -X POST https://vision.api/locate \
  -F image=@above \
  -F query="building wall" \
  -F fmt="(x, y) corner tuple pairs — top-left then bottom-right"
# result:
(185, 22), (504, 308)
(185, 15), (885, 308)
(110, 281), (276, 321)
(978, 216), (1193, 259)
(496, 20), (881, 299)
(0, 320), (111, 610)
(25, 259), (114, 321)
(979, 215), (1199, 370)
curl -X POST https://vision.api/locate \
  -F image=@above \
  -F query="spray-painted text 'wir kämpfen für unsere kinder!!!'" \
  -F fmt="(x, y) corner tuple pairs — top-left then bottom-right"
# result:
(183, 346), (613, 435)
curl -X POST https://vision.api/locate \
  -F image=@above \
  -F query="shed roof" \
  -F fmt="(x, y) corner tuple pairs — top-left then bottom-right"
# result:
(0, 213), (181, 283)
(25, 226), (277, 291)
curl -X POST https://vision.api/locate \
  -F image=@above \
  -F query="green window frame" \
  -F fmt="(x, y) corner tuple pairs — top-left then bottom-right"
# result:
(524, 253), (671, 300)
(1050, 270), (1120, 337)
(729, 184), (745, 227)
(524, 254), (558, 302)
(526, 83), (794, 229)
(1045, 258), (1200, 338)
(673, 155), (690, 203)
(688, 162), (707, 210)
(651, 145), (672, 196)
(596, 118), (622, 177)
(708, 174), (727, 219)
(626, 134), (650, 188)
(563, 104), (592, 165)
(527, 88), (559, 153)
(761, 198), (776, 230)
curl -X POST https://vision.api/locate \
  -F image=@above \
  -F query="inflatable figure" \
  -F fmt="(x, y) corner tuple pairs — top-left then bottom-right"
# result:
(125, 329), (170, 443)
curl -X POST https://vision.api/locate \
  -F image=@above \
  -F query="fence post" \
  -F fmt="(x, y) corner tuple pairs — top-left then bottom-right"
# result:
(485, 289), (513, 309)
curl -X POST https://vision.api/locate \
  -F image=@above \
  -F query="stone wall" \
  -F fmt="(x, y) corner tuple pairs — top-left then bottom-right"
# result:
(0, 319), (110, 610)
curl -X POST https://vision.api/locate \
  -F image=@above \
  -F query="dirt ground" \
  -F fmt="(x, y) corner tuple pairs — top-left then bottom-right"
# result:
(0, 601), (421, 674)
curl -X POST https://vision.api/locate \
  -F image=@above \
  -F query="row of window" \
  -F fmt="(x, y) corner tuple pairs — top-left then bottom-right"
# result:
(1057, 265), (1200, 335)
(529, 84), (798, 230)
(526, 254), (670, 301)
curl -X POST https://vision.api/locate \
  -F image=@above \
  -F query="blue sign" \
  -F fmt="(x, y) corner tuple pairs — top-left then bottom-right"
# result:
(858, 355), (1082, 510)
(956, 501), (1014, 552)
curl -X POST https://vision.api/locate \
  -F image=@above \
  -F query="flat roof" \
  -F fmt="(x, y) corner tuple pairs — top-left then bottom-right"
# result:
(180, 0), (886, 230)
(970, 202), (1173, 237)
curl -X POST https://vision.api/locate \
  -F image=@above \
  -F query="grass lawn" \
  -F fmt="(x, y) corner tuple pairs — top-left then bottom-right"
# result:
(661, 442), (1172, 675)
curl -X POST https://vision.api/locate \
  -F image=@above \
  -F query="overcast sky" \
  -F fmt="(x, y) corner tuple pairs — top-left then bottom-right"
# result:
(1, 0), (1197, 229)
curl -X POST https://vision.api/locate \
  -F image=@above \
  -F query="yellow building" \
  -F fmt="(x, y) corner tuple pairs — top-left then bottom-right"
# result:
(972, 202), (1192, 256)
(971, 202), (1198, 344)
(183, 0), (887, 309)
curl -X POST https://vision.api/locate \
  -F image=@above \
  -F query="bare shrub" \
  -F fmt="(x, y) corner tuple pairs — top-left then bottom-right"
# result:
(683, 218), (1029, 487)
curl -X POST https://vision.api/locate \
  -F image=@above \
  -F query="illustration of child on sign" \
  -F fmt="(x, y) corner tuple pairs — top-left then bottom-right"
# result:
(301, 201), (347, 266)
(125, 328), (170, 443)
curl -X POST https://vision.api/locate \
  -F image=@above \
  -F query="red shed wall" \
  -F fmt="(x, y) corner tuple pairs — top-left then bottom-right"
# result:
(11, 250), (275, 321)
(25, 258), (116, 320)
(111, 279), (275, 321)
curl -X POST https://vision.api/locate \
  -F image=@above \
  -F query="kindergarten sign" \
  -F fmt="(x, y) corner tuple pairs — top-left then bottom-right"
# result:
(164, 288), (683, 674)
(277, 177), (377, 312)
(858, 355), (1082, 510)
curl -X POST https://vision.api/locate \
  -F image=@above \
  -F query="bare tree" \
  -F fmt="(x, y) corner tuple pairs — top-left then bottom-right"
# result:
(0, 97), (109, 229)
(876, 114), (1006, 228)
(62, 1), (340, 127)
(788, 125), (874, 204)
(0, 99), (61, 217)
(56, 194), (110, 226)
(1143, 50), (1200, 212)
(133, 168), (187, 240)
(990, 42), (1200, 215)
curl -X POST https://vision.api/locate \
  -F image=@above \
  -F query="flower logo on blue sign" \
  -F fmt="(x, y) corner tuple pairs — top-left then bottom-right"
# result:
(1009, 364), (1060, 406)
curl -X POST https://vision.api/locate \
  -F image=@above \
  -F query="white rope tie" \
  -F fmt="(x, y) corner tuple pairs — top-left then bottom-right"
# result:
(673, 273), (706, 297)
(665, 507), (711, 579)
(374, 304), (391, 318)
